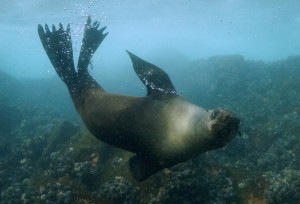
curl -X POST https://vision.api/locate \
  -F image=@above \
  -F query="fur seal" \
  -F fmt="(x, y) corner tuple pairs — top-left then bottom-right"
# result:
(38, 17), (240, 181)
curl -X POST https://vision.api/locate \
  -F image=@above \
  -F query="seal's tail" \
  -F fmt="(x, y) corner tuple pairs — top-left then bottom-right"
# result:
(38, 16), (108, 94)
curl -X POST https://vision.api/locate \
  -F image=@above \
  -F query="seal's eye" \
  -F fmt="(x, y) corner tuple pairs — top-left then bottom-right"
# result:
(211, 109), (221, 119)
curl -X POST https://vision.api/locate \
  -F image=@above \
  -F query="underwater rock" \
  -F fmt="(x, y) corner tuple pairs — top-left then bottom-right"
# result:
(266, 169), (300, 204)
(0, 105), (23, 134)
(97, 176), (140, 203)
(2, 54), (300, 203)
(0, 71), (20, 105)
(0, 182), (25, 204)
(48, 149), (76, 178)
(149, 162), (238, 203)
(44, 121), (80, 156)
(257, 135), (299, 172)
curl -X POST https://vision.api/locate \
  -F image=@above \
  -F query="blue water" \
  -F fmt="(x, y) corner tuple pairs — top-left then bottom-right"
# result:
(1, 1), (300, 80)
(1, 1), (300, 203)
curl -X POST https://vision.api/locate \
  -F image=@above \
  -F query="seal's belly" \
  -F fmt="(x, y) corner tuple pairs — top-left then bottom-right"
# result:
(147, 99), (211, 161)
(79, 92), (211, 161)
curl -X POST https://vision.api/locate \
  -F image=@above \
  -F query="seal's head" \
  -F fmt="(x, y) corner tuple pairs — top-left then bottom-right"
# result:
(208, 108), (240, 148)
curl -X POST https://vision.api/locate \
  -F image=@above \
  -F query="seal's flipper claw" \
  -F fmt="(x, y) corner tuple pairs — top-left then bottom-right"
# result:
(66, 24), (70, 33)
(93, 21), (98, 26)
(52, 24), (56, 32)
(126, 51), (178, 98)
(99, 26), (106, 34)
(95, 22), (100, 30)
(38, 24), (49, 47)
(38, 24), (45, 37)
(38, 24), (53, 60)
(59, 23), (64, 31)
(45, 24), (50, 34)
(38, 24), (48, 51)
(86, 16), (92, 26)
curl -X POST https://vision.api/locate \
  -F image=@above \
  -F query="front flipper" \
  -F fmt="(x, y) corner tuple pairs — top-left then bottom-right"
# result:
(126, 51), (178, 98)
(129, 155), (163, 181)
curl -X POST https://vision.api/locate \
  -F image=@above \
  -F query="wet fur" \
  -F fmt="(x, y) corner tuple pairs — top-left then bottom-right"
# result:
(38, 17), (240, 181)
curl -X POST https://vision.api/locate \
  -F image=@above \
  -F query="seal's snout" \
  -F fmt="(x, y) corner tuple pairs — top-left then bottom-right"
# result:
(209, 108), (240, 147)
(210, 109), (221, 120)
(223, 112), (240, 136)
(210, 109), (239, 130)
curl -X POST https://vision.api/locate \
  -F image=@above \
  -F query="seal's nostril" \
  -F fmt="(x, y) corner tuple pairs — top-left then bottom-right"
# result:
(211, 109), (220, 119)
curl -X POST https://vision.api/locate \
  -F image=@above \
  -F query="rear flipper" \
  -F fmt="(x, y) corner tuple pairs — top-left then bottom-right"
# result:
(38, 23), (77, 87)
(129, 155), (163, 181)
(38, 16), (108, 91)
(78, 17), (108, 75)
(77, 17), (108, 89)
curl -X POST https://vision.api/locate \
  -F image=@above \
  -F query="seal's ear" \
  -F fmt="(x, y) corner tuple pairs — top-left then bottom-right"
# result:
(126, 51), (178, 98)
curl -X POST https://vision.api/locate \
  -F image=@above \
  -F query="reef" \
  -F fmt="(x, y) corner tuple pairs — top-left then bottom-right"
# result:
(1, 55), (300, 203)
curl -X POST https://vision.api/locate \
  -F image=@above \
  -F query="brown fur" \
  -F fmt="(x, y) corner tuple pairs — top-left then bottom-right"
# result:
(38, 17), (240, 181)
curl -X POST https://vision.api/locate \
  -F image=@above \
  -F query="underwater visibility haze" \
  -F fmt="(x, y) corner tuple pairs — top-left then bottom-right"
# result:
(1, 0), (300, 203)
